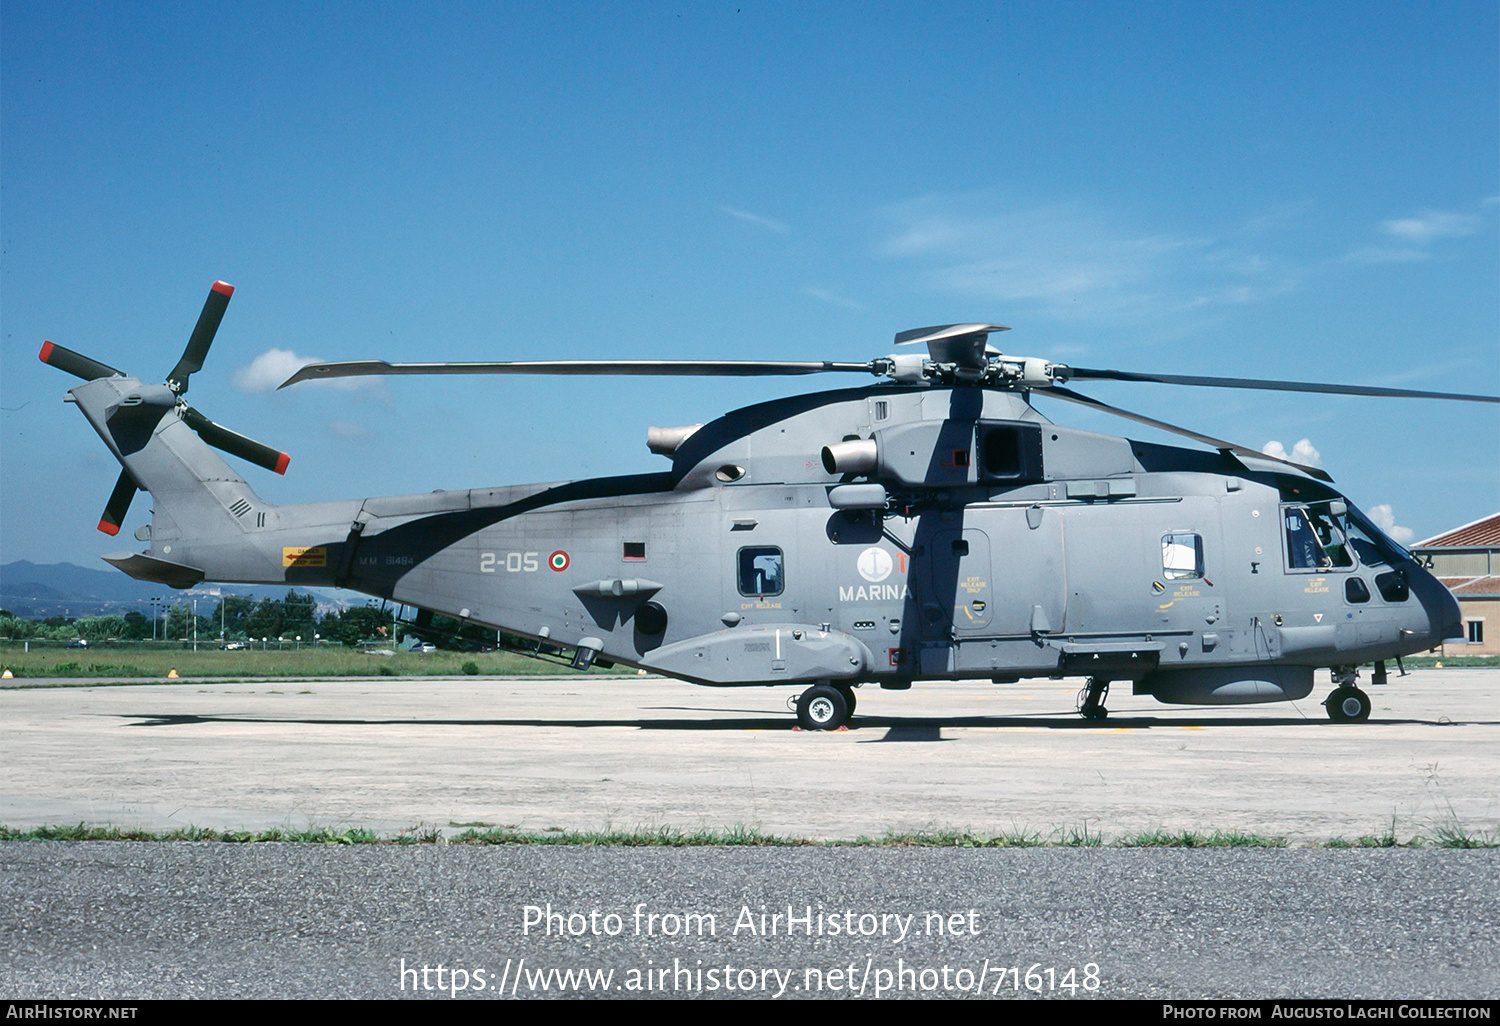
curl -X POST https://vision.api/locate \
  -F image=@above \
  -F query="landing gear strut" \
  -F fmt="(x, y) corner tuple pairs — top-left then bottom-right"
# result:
(796, 683), (852, 731)
(1078, 677), (1111, 720)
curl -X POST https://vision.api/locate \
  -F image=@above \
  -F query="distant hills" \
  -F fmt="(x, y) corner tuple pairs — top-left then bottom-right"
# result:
(0, 560), (360, 618)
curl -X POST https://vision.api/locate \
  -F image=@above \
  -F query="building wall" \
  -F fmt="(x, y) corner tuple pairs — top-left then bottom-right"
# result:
(1427, 551), (1494, 577)
(1442, 596), (1499, 657)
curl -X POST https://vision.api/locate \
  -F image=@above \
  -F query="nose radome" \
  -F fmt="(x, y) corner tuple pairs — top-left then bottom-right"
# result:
(1409, 570), (1465, 650)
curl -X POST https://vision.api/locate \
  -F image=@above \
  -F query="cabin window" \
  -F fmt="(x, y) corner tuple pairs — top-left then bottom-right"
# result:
(623, 541), (646, 561)
(1162, 533), (1204, 580)
(737, 546), (784, 597)
(1345, 578), (1371, 604)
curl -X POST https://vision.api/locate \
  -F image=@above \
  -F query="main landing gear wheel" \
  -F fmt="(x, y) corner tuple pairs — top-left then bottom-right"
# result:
(836, 684), (857, 718)
(796, 683), (850, 731)
(1324, 686), (1371, 723)
(1078, 678), (1111, 720)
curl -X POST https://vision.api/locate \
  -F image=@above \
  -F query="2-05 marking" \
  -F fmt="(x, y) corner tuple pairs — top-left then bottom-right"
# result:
(479, 551), (539, 573)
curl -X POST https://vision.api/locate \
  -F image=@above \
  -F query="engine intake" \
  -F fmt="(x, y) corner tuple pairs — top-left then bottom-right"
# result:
(647, 423), (703, 456)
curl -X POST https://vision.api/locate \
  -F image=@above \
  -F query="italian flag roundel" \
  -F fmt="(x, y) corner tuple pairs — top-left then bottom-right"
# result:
(548, 550), (570, 572)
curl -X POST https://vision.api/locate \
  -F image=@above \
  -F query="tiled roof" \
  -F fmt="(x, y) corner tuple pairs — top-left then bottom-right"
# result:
(1450, 576), (1500, 598)
(1415, 513), (1500, 549)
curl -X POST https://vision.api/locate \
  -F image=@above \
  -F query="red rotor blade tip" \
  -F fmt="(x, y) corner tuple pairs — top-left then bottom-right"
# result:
(274, 452), (291, 475)
(211, 281), (235, 296)
(39, 341), (55, 363)
(97, 519), (121, 536)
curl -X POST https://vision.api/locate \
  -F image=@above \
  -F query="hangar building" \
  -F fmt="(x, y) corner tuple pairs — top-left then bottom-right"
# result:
(1412, 512), (1500, 657)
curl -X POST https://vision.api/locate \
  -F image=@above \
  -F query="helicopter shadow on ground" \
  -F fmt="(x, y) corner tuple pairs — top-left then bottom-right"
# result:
(111, 709), (1492, 733)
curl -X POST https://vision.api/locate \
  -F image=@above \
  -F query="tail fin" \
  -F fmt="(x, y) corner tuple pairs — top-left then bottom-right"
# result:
(69, 375), (276, 584)
(40, 280), (298, 586)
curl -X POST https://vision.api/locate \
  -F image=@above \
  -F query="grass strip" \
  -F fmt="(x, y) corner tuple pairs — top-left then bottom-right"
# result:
(3, 823), (1493, 848)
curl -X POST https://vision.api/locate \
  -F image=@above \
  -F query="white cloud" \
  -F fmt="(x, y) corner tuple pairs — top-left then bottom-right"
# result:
(1342, 245), (1431, 265)
(1381, 210), (1480, 244)
(1262, 438), (1323, 467)
(233, 348), (376, 393)
(1343, 203), (1490, 264)
(720, 206), (790, 234)
(803, 286), (865, 311)
(233, 348), (320, 392)
(1366, 503), (1415, 545)
(874, 195), (1288, 323)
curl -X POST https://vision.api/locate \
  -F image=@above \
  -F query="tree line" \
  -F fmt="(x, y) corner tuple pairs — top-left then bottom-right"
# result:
(0, 591), (399, 646)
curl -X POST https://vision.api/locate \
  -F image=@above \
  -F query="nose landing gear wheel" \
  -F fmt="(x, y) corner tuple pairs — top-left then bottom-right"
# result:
(796, 683), (850, 731)
(1324, 686), (1371, 722)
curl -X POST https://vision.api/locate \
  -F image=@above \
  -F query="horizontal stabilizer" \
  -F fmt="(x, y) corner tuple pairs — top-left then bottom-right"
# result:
(101, 551), (206, 589)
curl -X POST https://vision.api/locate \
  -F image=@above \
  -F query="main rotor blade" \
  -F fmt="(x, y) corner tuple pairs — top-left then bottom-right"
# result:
(167, 280), (234, 394)
(1066, 367), (1499, 404)
(180, 405), (290, 475)
(1040, 385), (1334, 482)
(98, 468), (140, 536)
(38, 341), (124, 382)
(279, 359), (876, 389)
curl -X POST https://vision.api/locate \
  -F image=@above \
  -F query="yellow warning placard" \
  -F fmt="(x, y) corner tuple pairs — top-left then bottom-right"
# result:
(282, 546), (327, 568)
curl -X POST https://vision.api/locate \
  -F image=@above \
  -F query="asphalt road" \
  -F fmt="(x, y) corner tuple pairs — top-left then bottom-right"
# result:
(2, 843), (1496, 1000)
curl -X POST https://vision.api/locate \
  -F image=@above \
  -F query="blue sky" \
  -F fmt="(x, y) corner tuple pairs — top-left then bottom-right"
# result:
(3, 1), (1497, 566)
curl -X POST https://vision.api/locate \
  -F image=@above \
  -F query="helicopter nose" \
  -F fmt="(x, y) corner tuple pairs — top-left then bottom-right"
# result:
(1404, 570), (1464, 652)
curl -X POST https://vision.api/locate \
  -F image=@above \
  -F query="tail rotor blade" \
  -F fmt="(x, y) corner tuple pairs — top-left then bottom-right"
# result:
(180, 405), (290, 475)
(98, 469), (139, 536)
(167, 280), (234, 394)
(38, 341), (124, 382)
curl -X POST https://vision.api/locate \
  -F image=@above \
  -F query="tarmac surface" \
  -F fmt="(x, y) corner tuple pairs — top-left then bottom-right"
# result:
(2, 844), (1497, 999)
(2, 668), (1497, 840)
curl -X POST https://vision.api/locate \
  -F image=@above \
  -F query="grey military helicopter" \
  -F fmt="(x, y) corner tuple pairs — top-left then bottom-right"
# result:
(41, 282), (1497, 729)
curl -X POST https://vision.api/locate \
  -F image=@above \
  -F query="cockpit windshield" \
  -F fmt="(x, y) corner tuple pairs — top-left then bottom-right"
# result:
(1341, 503), (1412, 567)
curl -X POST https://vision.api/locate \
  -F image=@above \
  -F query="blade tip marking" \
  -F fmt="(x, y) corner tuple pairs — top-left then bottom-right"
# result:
(274, 453), (291, 475)
(211, 281), (235, 296)
(39, 341), (54, 363)
(96, 520), (120, 536)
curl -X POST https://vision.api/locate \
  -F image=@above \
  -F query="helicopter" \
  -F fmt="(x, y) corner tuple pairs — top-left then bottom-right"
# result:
(40, 281), (1498, 730)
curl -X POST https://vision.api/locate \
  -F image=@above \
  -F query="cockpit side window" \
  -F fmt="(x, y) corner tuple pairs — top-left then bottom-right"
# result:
(1306, 508), (1353, 568)
(1283, 504), (1353, 571)
(1284, 507), (1328, 570)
